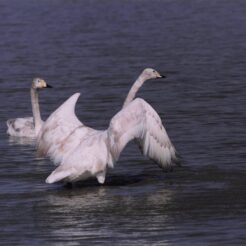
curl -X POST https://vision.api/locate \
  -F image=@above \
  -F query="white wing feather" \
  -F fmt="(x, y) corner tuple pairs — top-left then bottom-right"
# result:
(37, 93), (83, 164)
(108, 98), (178, 171)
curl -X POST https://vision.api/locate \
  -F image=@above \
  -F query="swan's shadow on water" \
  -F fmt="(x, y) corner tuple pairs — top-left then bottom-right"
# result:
(58, 164), (237, 191)
(58, 166), (187, 191)
(45, 173), (176, 211)
(61, 175), (146, 190)
(39, 158), (185, 191)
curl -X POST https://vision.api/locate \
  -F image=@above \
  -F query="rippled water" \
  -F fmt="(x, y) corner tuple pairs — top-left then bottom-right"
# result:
(0, 0), (245, 245)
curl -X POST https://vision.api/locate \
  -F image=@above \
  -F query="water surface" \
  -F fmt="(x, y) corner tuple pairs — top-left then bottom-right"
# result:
(0, 0), (245, 245)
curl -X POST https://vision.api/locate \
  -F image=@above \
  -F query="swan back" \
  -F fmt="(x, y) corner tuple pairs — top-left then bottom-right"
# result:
(6, 117), (36, 138)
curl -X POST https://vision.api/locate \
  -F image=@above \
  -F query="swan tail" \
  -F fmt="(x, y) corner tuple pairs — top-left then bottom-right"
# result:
(45, 168), (74, 184)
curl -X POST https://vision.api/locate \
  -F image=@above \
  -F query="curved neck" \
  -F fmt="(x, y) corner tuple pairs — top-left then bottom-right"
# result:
(123, 75), (146, 108)
(30, 87), (42, 135)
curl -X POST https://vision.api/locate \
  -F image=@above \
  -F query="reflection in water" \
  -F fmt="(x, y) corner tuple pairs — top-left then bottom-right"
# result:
(8, 136), (36, 146)
(44, 184), (173, 245)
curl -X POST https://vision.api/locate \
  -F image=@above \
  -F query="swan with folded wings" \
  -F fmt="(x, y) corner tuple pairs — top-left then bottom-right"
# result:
(37, 68), (179, 184)
(7, 78), (52, 138)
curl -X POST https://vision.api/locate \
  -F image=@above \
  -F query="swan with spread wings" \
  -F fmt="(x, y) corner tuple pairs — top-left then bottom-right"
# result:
(37, 68), (179, 184)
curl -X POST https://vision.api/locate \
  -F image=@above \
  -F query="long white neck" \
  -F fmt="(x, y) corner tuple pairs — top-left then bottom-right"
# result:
(30, 87), (42, 135)
(123, 75), (146, 108)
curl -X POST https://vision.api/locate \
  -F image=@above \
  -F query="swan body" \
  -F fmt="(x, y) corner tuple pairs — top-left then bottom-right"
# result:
(7, 117), (36, 138)
(37, 68), (178, 184)
(7, 78), (52, 138)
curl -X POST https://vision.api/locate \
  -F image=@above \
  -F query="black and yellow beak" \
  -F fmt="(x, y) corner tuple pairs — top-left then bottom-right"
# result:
(46, 84), (53, 88)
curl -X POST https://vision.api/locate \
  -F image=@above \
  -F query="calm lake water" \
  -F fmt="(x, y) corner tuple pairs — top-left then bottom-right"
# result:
(0, 0), (245, 245)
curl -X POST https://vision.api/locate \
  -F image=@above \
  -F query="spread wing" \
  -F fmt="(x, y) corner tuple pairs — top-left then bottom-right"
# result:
(37, 93), (83, 163)
(108, 98), (179, 171)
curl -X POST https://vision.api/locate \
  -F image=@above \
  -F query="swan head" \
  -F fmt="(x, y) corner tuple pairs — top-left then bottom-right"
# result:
(32, 78), (53, 89)
(141, 68), (166, 80)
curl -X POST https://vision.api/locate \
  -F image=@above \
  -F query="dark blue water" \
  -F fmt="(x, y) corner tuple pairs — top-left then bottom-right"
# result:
(0, 0), (245, 245)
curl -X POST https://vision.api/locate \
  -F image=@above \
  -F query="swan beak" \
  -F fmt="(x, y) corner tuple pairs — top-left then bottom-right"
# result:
(157, 74), (166, 78)
(46, 84), (53, 88)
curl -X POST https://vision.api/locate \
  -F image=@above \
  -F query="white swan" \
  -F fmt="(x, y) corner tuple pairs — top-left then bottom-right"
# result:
(37, 68), (178, 184)
(7, 78), (52, 138)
